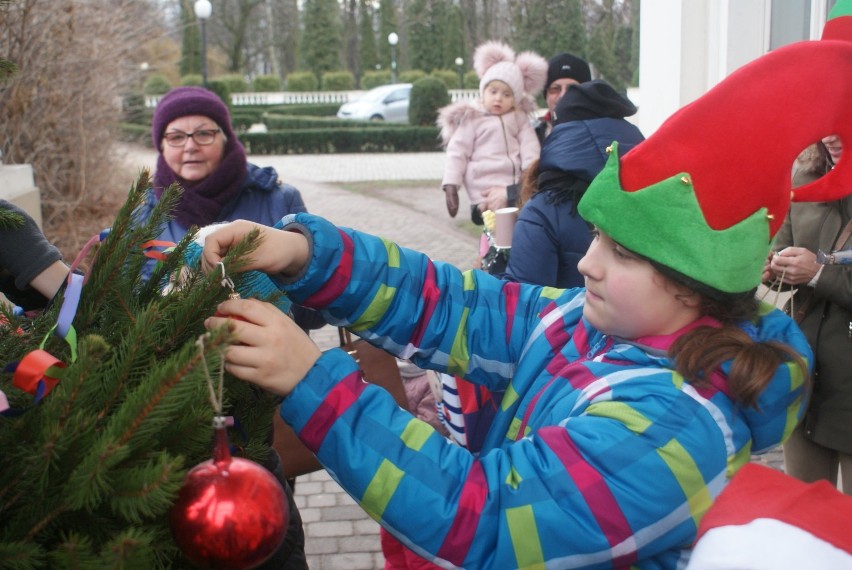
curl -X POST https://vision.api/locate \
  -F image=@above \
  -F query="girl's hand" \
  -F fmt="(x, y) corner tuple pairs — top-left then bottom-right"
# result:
(205, 298), (321, 397)
(201, 220), (310, 278)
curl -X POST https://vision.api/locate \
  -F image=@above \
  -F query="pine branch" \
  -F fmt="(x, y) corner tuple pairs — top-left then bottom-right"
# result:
(0, 205), (24, 231)
(0, 172), (280, 566)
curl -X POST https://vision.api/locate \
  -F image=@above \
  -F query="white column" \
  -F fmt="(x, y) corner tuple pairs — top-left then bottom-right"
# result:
(637, 0), (770, 136)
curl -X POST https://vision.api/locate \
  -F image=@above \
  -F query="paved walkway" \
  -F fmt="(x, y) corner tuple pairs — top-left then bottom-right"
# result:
(120, 146), (788, 569)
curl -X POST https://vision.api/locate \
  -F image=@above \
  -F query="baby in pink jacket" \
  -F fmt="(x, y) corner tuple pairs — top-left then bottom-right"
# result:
(438, 41), (547, 225)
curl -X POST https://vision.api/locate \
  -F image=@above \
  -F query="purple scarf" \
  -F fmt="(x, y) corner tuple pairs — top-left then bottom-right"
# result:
(153, 141), (248, 228)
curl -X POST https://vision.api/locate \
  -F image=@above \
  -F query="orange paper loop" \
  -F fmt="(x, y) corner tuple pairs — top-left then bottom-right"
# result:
(12, 350), (65, 396)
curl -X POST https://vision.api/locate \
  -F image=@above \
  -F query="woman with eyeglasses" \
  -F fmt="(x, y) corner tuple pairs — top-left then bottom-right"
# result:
(135, 86), (312, 569)
(136, 87), (307, 281)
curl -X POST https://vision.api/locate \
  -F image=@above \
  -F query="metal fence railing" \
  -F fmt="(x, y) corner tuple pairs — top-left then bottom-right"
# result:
(145, 89), (479, 108)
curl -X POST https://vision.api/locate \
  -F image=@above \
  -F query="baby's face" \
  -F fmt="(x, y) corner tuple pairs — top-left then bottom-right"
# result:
(482, 80), (515, 116)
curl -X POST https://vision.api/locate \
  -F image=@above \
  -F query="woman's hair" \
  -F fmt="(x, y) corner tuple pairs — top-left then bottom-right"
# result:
(653, 261), (808, 408)
(518, 158), (540, 208)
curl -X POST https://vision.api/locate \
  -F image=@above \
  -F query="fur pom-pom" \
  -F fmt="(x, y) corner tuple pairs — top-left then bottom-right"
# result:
(515, 51), (548, 97)
(436, 100), (483, 146)
(473, 41), (516, 78)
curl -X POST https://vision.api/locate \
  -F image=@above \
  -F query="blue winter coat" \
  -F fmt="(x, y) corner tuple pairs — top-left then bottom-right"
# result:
(136, 163), (306, 281)
(135, 163), (326, 331)
(504, 118), (644, 288)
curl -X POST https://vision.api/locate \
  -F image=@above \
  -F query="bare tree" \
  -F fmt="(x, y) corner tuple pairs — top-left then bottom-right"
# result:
(0, 0), (165, 258)
(209, 0), (266, 74)
(342, 0), (358, 78)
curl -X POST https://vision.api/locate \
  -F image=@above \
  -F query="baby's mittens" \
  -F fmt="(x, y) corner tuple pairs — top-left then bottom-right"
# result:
(443, 184), (459, 218)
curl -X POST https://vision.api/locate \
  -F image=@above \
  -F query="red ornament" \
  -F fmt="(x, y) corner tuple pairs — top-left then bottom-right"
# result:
(213, 310), (247, 322)
(170, 418), (289, 569)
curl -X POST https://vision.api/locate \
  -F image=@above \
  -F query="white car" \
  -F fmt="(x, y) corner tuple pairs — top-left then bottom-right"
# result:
(336, 83), (412, 123)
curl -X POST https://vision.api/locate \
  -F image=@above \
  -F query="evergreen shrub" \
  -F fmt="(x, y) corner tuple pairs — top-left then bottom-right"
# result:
(408, 76), (450, 126)
(399, 70), (426, 84)
(464, 70), (479, 89)
(180, 74), (203, 87)
(322, 71), (355, 91)
(431, 69), (458, 90)
(286, 72), (319, 92)
(361, 70), (391, 90)
(205, 80), (232, 110)
(218, 73), (248, 94)
(253, 74), (282, 92)
(143, 73), (172, 95)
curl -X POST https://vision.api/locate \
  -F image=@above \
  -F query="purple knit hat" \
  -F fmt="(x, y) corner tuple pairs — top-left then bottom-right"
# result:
(151, 87), (235, 150)
(150, 86), (248, 229)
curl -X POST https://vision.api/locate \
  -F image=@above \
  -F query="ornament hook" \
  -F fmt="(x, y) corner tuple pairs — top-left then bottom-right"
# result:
(196, 333), (225, 418)
(218, 262), (240, 300)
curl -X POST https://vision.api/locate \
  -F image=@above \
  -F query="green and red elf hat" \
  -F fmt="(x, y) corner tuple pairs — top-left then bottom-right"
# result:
(579, 5), (852, 295)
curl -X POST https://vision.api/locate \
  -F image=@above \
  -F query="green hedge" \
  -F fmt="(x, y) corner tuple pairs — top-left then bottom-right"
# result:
(253, 74), (282, 92)
(180, 74), (203, 87)
(286, 72), (319, 92)
(322, 71), (356, 91)
(218, 73), (249, 94)
(264, 115), (409, 130)
(432, 69), (459, 90)
(398, 70), (426, 84)
(231, 109), (265, 131)
(362, 71), (392, 89)
(265, 104), (340, 117)
(118, 122), (153, 146)
(240, 127), (441, 154)
(143, 74), (172, 95)
(464, 71), (480, 89)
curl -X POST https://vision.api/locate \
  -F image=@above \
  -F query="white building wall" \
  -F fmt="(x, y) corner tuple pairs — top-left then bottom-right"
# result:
(636, 0), (827, 137)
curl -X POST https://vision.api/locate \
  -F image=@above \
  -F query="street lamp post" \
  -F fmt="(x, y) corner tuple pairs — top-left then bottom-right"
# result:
(388, 32), (399, 84)
(454, 57), (464, 90)
(194, 0), (212, 88)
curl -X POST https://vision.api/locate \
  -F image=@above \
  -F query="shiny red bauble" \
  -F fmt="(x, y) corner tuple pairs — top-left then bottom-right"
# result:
(170, 423), (289, 569)
(214, 310), (247, 322)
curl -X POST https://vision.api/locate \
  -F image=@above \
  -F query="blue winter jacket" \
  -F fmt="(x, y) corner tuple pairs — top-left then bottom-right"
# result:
(136, 163), (306, 281)
(136, 163), (308, 272)
(136, 163), (326, 330)
(504, 118), (644, 288)
(270, 212), (811, 569)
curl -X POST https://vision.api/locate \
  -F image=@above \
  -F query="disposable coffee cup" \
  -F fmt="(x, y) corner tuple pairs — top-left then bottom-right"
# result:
(494, 207), (519, 248)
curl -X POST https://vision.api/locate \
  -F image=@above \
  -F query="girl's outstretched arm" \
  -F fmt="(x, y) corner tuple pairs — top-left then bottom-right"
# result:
(201, 219), (310, 278)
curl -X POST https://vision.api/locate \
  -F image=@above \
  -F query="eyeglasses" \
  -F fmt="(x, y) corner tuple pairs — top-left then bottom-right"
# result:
(163, 128), (221, 147)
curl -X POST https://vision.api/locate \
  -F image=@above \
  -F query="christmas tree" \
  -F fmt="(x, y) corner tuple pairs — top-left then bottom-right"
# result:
(0, 171), (280, 568)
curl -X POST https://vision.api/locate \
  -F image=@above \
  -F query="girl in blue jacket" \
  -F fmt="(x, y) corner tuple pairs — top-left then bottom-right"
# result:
(199, 33), (852, 569)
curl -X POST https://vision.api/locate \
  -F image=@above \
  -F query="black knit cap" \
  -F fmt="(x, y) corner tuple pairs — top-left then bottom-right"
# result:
(551, 80), (637, 126)
(544, 52), (592, 95)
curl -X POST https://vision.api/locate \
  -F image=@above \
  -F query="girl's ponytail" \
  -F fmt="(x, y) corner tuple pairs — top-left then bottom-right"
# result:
(670, 325), (806, 408)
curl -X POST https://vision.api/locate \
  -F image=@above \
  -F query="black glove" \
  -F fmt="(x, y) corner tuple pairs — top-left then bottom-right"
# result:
(443, 185), (460, 218)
